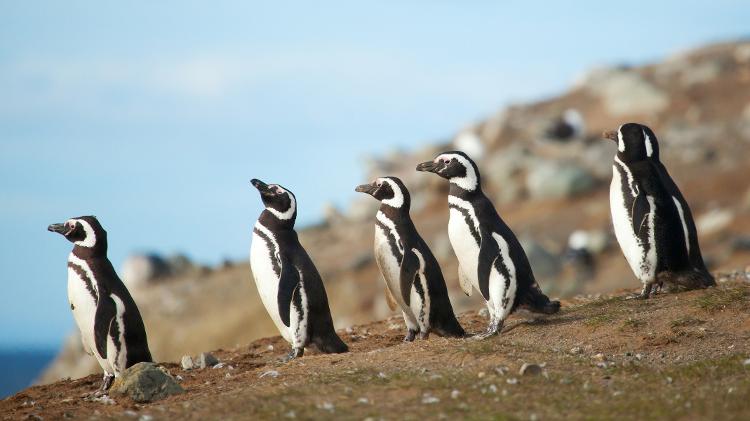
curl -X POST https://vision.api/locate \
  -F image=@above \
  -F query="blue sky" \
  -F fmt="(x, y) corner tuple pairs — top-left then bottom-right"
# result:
(1, 1), (748, 349)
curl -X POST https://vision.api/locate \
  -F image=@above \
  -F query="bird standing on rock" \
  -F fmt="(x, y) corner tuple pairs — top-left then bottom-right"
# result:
(48, 216), (152, 393)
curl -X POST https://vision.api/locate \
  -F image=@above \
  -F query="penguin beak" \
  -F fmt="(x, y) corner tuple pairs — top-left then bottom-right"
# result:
(416, 161), (441, 173)
(48, 223), (68, 235)
(251, 178), (272, 195)
(602, 130), (618, 142)
(355, 183), (376, 195)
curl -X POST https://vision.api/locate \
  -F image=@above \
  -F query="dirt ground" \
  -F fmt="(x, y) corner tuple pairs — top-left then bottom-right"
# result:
(3, 277), (750, 421)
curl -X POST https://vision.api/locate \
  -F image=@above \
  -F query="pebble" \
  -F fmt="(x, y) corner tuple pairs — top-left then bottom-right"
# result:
(267, 345), (274, 351)
(592, 353), (607, 362)
(570, 346), (582, 355)
(519, 363), (543, 376)
(488, 384), (498, 393)
(743, 358), (750, 366)
(495, 366), (509, 376)
(357, 397), (370, 404)
(139, 415), (153, 421)
(318, 402), (335, 412)
(196, 352), (219, 369)
(422, 394), (440, 404)
(180, 355), (194, 371)
(284, 410), (296, 418)
(259, 370), (280, 378)
(451, 390), (460, 399)
(507, 378), (519, 385)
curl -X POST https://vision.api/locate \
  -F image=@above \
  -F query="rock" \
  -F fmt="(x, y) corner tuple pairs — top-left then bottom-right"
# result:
(544, 109), (585, 141)
(519, 363), (543, 376)
(120, 254), (171, 289)
(520, 239), (562, 279)
(180, 355), (194, 371)
(259, 370), (280, 378)
(592, 353), (607, 362)
(526, 161), (596, 200)
(696, 208), (734, 235)
(196, 352), (219, 369)
(570, 346), (582, 355)
(451, 390), (460, 399)
(109, 362), (184, 403)
(680, 60), (722, 86)
(567, 230), (609, 255)
(421, 393), (440, 404)
(734, 44), (750, 63)
(453, 130), (485, 159)
(583, 67), (669, 116)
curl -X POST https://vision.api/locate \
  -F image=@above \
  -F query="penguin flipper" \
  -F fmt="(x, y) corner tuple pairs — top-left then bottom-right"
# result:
(631, 190), (650, 236)
(477, 230), (498, 301)
(94, 294), (116, 359)
(457, 264), (473, 296)
(399, 249), (419, 306)
(277, 256), (300, 328)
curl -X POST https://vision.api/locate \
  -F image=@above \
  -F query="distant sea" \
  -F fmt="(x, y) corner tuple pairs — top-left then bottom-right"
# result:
(0, 349), (57, 399)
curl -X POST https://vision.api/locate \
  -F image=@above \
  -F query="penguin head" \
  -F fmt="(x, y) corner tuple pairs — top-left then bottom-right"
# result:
(251, 178), (297, 222)
(355, 176), (410, 209)
(416, 151), (480, 191)
(48, 216), (107, 249)
(603, 123), (660, 163)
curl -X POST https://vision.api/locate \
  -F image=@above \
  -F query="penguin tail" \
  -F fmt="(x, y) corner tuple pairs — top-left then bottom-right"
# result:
(432, 315), (467, 338)
(658, 270), (714, 292)
(312, 330), (349, 354)
(520, 283), (561, 315)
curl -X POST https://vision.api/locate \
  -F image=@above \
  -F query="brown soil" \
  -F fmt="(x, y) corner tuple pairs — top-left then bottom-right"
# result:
(4, 280), (750, 420)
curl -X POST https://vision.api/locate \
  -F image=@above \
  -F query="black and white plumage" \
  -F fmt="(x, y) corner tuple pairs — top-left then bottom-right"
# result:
(355, 177), (465, 341)
(604, 123), (714, 298)
(416, 152), (560, 338)
(48, 216), (152, 393)
(249, 179), (347, 360)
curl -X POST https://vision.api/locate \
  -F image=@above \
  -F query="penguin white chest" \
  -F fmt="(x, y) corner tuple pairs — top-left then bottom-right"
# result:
(250, 226), (291, 342)
(610, 166), (656, 282)
(448, 207), (480, 290)
(67, 258), (99, 356)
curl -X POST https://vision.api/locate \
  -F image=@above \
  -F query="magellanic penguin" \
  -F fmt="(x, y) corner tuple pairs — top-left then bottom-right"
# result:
(604, 123), (715, 298)
(355, 176), (465, 341)
(416, 152), (560, 338)
(249, 179), (348, 360)
(48, 216), (152, 393)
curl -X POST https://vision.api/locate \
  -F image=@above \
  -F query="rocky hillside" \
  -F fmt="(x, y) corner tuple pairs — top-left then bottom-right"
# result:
(5, 279), (750, 420)
(38, 39), (750, 384)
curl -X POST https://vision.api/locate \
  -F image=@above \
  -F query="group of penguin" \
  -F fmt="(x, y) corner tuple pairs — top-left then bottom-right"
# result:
(48, 122), (715, 393)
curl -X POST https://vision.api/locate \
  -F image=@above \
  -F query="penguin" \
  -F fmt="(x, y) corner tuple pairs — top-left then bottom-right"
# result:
(603, 123), (715, 298)
(416, 152), (560, 338)
(249, 179), (348, 360)
(48, 216), (152, 393)
(355, 176), (465, 341)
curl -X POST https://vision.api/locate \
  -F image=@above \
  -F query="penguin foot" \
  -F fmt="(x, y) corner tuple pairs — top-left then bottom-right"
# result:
(472, 320), (503, 340)
(404, 329), (418, 342)
(280, 348), (304, 362)
(418, 329), (430, 340)
(95, 374), (114, 395)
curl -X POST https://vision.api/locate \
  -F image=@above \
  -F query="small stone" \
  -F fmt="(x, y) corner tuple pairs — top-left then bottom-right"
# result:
(378, 372), (388, 379)
(451, 390), (460, 399)
(519, 363), (543, 376)
(592, 353), (607, 362)
(318, 402), (335, 412)
(357, 397), (369, 404)
(180, 355), (194, 370)
(488, 384), (498, 393)
(267, 345), (274, 351)
(139, 416), (153, 421)
(495, 366), (508, 376)
(666, 377), (673, 384)
(477, 371), (486, 378)
(212, 363), (226, 369)
(560, 378), (573, 385)
(570, 346), (582, 355)
(259, 370), (280, 378)
(109, 363), (184, 403)
(284, 410), (296, 418)
(196, 352), (219, 369)
(422, 394), (440, 404)
(742, 358), (750, 366)
(124, 410), (138, 418)
(507, 378), (519, 385)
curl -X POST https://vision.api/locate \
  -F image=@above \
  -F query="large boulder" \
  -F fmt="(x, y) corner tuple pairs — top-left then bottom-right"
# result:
(526, 161), (596, 200)
(109, 362), (184, 403)
(583, 67), (669, 116)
